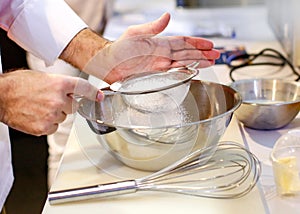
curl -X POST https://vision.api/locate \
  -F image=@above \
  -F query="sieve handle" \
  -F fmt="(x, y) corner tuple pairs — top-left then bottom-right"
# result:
(48, 180), (138, 205)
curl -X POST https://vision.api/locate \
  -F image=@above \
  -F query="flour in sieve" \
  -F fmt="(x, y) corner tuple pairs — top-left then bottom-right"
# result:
(113, 72), (192, 125)
(120, 74), (180, 92)
(113, 104), (191, 128)
(119, 74), (190, 112)
(123, 92), (181, 112)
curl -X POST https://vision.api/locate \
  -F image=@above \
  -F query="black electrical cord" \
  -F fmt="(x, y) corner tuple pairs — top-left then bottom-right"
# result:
(226, 48), (300, 82)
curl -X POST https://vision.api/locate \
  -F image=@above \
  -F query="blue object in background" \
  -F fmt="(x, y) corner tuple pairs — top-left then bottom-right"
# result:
(215, 46), (247, 64)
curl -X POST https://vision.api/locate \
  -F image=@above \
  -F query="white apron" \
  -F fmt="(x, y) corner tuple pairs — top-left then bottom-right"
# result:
(0, 51), (14, 210)
(0, 0), (88, 208)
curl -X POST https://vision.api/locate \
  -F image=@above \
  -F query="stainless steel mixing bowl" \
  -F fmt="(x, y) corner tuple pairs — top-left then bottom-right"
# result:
(78, 80), (242, 171)
(231, 79), (300, 130)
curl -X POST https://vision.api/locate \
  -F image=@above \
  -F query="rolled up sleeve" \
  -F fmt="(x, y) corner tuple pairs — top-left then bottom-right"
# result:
(2, 0), (87, 66)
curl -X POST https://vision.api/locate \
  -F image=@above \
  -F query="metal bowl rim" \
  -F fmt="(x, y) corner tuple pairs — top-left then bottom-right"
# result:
(231, 78), (300, 86)
(231, 78), (300, 106)
(79, 80), (243, 130)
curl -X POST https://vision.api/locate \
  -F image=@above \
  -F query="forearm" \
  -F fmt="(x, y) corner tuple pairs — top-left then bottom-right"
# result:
(59, 28), (111, 72)
(0, 73), (11, 124)
(3, 0), (87, 66)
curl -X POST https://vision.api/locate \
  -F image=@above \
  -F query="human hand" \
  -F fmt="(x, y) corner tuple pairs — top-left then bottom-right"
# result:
(83, 13), (220, 84)
(0, 70), (103, 136)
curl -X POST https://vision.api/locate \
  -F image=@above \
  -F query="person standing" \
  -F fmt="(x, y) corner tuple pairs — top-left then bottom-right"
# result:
(0, 0), (219, 212)
(27, 0), (115, 188)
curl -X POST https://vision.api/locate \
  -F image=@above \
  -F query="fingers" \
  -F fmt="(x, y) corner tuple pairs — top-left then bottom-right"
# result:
(172, 50), (220, 68)
(166, 36), (214, 51)
(169, 59), (216, 68)
(65, 77), (104, 102)
(56, 111), (67, 124)
(153, 12), (171, 33)
(120, 12), (170, 39)
(184, 36), (215, 50)
(47, 111), (67, 131)
(154, 36), (220, 60)
(1, 71), (104, 136)
(148, 36), (219, 69)
(171, 48), (220, 61)
(29, 111), (67, 136)
(42, 77), (103, 135)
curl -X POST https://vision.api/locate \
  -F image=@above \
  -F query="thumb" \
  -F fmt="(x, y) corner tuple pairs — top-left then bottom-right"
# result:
(72, 78), (104, 102)
(120, 12), (170, 39)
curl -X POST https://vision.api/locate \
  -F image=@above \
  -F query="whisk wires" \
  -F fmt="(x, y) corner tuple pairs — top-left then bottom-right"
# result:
(136, 142), (261, 199)
(48, 141), (261, 204)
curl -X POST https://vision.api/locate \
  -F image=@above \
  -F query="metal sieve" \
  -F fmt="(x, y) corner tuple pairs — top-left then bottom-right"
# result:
(104, 62), (199, 112)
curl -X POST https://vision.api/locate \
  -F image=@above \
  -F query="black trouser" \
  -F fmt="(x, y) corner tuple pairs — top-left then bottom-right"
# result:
(0, 28), (49, 214)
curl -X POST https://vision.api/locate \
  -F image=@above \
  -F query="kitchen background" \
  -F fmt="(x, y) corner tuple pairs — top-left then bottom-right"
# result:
(3, 0), (300, 213)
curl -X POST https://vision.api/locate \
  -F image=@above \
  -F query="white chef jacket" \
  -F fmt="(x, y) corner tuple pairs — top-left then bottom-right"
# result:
(0, 0), (87, 209)
(27, 0), (114, 188)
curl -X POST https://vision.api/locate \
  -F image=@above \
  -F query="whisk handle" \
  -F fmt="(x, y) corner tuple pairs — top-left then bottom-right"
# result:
(48, 180), (137, 205)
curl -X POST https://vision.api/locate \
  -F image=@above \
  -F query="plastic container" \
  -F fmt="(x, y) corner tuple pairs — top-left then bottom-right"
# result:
(270, 129), (300, 196)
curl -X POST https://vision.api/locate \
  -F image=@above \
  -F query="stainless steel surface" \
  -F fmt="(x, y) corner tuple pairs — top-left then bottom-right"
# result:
(107, 62), (199, 112)
(48, 180), (137, 205)
(231, 79), (300, 130)
(78, 80), (242, 171)
(110, 62), (199, 95)
(48, 142), (261, 205)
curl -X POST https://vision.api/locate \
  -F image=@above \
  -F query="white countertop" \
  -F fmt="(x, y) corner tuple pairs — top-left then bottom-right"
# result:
(42, 115), (267, 214)
(42, 3), (300, 213)
(240, 117), (300, 214)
